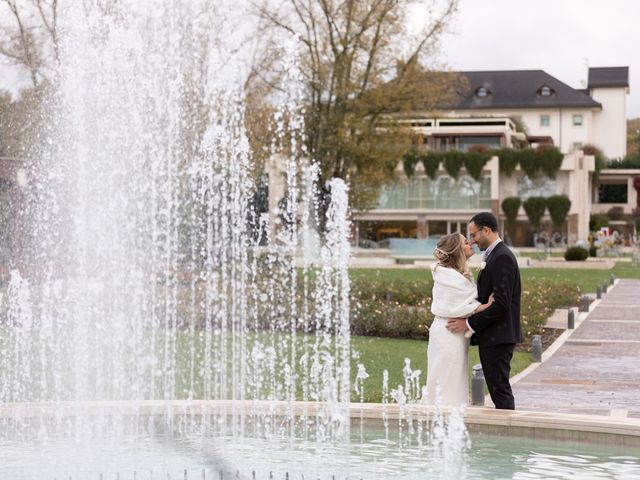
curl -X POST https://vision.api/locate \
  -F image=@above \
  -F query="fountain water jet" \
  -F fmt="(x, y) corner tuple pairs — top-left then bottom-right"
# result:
(2, 0), (350, 440)
(0, 1), (482, 478)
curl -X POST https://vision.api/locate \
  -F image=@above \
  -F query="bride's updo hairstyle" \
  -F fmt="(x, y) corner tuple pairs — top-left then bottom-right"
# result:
(433, 232), (472, 281)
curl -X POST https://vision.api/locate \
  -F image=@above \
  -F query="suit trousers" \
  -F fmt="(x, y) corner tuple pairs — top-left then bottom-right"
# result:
(479, 343), (515, 410)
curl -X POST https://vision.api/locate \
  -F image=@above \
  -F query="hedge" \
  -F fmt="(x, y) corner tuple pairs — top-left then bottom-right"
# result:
(349, 276), (580, 344)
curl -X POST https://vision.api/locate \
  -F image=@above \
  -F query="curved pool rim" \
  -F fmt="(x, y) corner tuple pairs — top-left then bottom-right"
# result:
(1, 400), (639, 448)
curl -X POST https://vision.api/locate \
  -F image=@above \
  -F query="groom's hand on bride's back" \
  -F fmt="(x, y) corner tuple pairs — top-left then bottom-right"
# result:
(446, 318), (469, 333)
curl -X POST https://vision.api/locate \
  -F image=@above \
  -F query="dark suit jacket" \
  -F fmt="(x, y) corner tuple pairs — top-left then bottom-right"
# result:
(467, 241), (522, 347)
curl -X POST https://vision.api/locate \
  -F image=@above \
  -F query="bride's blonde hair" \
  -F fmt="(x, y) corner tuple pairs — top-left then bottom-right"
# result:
(433, 232), (472, 281)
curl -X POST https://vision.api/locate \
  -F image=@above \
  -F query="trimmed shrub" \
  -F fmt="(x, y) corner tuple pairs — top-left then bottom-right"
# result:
(607, 206), (625, 221)
(495, 148), (519, 176)
(501, 197), (522, 225)
(564, 246), (589, 261)
(546, 195), (571, 229)
(443, 150), (464, 179)
(348, 275), (580, 344)
(589, 214), (610, 232)
(537, 145), (564, 178)
(606, 153), (640, 169)
(518, 148), (539, 178)
(420, 152), (441, 179)
(589, 245), (598, 257)
(464, 149), (491, 180)
(523, 196), (547, 229)
(402, 150), (419, 177)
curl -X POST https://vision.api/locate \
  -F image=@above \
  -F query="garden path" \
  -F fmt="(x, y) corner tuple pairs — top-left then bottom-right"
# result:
(500, 279), (640, 418)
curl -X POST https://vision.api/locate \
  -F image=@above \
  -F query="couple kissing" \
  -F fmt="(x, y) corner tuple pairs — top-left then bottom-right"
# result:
(426, 212), (522, 410)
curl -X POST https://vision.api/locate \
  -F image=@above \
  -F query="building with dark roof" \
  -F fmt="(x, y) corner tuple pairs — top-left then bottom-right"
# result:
(347, 66), (635, 249)
(454, 70), (602, 110)
(424, 67), (629, 160)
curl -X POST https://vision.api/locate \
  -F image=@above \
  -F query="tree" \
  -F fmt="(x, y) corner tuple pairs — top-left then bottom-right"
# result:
(0, 1), (59, 158)
(252, 0), (462, 209)
(0, 86), (49, 158)
(0, 0), (60, 87)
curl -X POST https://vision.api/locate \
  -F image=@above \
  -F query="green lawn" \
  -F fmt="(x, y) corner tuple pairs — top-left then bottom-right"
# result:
(351, 336), (531, 403)
(350, 261), (640, 294)
(520, 262), (640, 293)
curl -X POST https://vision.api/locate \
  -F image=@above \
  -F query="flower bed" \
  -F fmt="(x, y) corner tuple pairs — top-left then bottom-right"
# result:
(349, 276), (580, 346)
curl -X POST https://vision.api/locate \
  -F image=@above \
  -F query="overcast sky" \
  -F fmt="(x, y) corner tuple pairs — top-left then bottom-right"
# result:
(434, 0), (639, 118)
(2, 0), (638, 118)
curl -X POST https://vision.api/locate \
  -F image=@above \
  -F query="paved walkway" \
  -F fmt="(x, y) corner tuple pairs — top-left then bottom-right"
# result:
(510, 279), (640, 418)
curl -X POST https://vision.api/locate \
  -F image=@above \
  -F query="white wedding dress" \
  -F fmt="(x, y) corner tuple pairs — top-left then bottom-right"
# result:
(426, 264), (480, 407)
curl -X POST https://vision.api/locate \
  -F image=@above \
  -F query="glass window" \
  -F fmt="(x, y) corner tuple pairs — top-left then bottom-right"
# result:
(477, 87), (488, 97)
(540, 86), (552, 96)
(573, 114), (583, 126)
(517, 175), (556, 200)
(598, 184), (627, 203)
(571, 142), (583, 151)
(540, 115), (550, 127)
(457, 136), (501, 152)
(377, 175), (492, 210)
(428, 221), (447, 236)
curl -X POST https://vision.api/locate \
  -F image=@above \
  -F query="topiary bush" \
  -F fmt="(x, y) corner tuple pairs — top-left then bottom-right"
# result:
(606, 206), (625, 221)
(420, 152), (441, 179)
(501, 196), (522, 241)
(443, 150), (464, 179)
(546, 195), (571, 229)
(518, 148), (539, 178)
(501, 197), (522, 224)
(537, 145), (564, 178)
(564, 246), (589, 261)
(589, 214), (610, 232)
(495, 148), (519, 176)
(402, 150), (419, 177)
(464, 145), (492, 180)
(523, 196), (547, 229)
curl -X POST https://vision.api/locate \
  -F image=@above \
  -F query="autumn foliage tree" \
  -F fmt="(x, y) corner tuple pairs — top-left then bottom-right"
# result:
(252, 0), (463, 209)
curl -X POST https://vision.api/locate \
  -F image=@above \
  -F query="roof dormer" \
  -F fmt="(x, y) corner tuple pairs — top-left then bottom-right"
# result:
(476, 86), (491, 98)
(538, 85), (554, 97)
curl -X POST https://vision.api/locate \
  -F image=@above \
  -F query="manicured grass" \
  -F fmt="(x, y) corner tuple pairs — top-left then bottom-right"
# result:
(350, 261), (640, 294)
(519, 262), (640, 293)
(351, 336), (531, 403)
(166, 331), (528, 404)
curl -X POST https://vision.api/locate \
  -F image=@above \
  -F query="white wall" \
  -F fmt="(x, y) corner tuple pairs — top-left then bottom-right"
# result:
(443, 108), (596, 154)
(591, 87), (628, 159)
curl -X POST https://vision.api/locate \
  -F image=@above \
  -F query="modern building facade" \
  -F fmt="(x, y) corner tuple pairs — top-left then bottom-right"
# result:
(349, 66), (638, 248)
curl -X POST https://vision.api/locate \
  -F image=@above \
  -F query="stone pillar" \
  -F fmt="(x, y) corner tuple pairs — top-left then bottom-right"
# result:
(417, 215), (428, 239)
(567, 213), (579, 245)
(566, 152), (594, 243)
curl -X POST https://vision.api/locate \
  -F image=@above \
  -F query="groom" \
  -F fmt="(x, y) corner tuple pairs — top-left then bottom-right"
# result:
(446, 212), (522, 410)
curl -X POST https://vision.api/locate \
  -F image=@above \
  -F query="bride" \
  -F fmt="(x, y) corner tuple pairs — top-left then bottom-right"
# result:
(426, 232), (493, 406)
